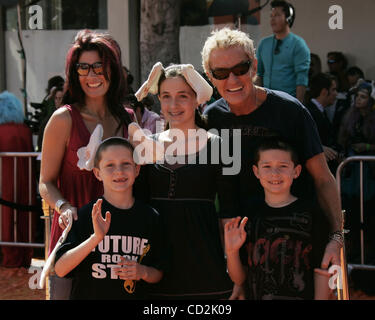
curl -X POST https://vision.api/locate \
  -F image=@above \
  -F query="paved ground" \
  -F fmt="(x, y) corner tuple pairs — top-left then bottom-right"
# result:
(0, 263), (46, 300)
(0, 260), (373, 300)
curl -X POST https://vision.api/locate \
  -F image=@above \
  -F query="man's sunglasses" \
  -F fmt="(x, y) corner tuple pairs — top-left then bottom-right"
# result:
(210, 60), (252, 80)
(327, 59), (337, 64)
(76, 62), (104, 76)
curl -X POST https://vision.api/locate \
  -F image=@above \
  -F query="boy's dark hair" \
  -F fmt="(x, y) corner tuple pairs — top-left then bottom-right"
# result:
(253, 137), (300, 166)
(94, 137), (135, 168)
(345, 66), (364, 79)
(46, 75), (64, 94)
(309, 72), (336, 99)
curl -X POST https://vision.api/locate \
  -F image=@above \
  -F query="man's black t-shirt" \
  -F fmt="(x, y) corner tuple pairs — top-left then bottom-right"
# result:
(203, 89), (323, 213)
(55, 198), (164, 300)
(241, 198), (328, 300)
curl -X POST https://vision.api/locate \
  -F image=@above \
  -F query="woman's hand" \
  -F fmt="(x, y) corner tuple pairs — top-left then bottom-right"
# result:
(58, 204), (77, 230)
(128, 122), (165, 164)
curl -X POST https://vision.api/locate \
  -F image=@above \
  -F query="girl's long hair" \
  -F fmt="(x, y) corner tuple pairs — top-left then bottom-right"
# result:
(338, 84), (375, 148)
(339, 107), (375, 148)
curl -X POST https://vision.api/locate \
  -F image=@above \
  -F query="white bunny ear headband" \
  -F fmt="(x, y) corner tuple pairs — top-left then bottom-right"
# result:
(135, 62), (213, 105)
(77, 124), (104, 171)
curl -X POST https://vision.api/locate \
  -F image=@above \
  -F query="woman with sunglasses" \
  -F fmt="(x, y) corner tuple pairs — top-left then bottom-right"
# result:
(39, 30), (134, 299)
(132, 63), (237, 300)
(327, 51), (349, 93)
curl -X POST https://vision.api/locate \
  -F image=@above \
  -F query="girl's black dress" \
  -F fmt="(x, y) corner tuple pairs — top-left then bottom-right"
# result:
(135, 134), (236, 299)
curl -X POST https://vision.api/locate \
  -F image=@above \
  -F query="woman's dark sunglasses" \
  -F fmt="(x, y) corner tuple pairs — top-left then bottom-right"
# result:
(210, 60), (252, 80)
(76, 62), (104, 76)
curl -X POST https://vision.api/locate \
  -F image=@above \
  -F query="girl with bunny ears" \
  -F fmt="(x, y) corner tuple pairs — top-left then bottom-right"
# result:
(131, 63), (239, 299)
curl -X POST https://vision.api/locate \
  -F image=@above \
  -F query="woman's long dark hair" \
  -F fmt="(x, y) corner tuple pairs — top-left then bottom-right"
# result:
(62, 30), (132, 131)
(338, 83), (375, 148)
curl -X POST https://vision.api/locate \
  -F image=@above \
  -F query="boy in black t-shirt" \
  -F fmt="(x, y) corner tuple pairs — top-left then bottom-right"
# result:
(55, 137), (164, 299)
(224, 138), (328, 299)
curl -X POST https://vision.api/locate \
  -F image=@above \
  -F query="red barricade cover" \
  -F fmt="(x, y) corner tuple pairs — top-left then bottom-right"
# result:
(0, 123), (36, 268)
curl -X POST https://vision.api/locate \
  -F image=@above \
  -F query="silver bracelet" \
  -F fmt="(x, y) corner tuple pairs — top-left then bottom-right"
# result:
(328, 231), (344, 247)
(55, 199), (68, 214)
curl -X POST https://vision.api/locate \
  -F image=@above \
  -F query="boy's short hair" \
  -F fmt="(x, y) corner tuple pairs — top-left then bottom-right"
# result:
(310, 72), (336, 99)
(253, 137), (300, 166)
(94, 137), (135, 168)
(345, 66), (364, 79)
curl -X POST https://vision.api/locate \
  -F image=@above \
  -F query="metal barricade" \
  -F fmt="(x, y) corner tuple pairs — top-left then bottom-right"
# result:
(336, 209), (349, 300)
(0, 151), (53, 299)
(41, 198), (53, 300)
(0, 152), (47, 250)
(336, 156), (375, 276)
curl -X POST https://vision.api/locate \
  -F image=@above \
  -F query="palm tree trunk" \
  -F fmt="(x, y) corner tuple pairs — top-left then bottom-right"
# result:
(140, 0), (181, 82)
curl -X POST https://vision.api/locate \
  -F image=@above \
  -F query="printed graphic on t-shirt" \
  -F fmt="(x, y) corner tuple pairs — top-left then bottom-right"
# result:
(219, 123), (277, 138)
(91, 235), (149, 280)
(246, 211), (314, 300)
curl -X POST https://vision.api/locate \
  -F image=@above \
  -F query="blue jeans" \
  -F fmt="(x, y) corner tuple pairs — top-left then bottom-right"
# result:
(49, 274), (72, 300)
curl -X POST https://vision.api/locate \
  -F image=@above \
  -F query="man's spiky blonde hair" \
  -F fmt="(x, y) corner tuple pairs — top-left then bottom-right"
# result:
(201, 27), (256, 75)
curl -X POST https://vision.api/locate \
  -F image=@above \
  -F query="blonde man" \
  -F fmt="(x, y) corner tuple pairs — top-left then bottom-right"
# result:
(201, 28), (343, 276)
